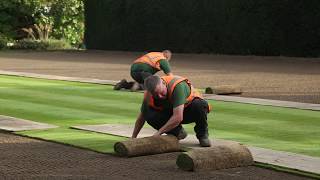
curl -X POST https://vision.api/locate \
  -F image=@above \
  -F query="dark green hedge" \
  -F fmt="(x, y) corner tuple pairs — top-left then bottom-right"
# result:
(84, 0), (320, 57)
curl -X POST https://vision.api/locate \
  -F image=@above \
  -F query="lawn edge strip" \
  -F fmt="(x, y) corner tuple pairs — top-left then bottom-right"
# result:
(12, 131), (117, 156)
(254, 161), (320, 179)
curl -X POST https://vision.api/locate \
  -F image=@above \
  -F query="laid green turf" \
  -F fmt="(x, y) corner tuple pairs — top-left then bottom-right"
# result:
(0, 75), (319, 157)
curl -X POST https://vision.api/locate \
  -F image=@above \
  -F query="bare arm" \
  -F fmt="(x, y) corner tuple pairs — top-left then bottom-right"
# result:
(154, 104), (184, 136)
(166, 72), (173, 76)
(132, 113), (145, 138)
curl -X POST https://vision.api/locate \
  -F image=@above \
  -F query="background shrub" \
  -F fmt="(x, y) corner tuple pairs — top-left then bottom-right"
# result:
(0, 0), (40, 39)
(12, 39), (72, 50)
(44, 39), (72, 50)
(0, 33), (11, 49)
(0, 0), (84, 46)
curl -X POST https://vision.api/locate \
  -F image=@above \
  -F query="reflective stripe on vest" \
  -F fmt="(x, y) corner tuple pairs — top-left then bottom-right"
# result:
(145, 75), (205, 111)
(144, 91), (163, 111)
(133, 52), (166, 70)
(163, 75), (203, 106)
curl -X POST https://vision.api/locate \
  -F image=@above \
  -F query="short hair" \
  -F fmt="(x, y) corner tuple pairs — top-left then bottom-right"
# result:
(144, 75), (161, 95)
(162, 49), (171, 54)
(162, 50), (172, 60)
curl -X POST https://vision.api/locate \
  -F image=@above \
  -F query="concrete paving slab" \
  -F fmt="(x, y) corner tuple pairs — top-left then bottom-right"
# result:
(72, 124), (320, 175)
(204, 94), (320, 111)
(249, 146), (320, 174)
(72, 124), (157, 138)
(0, 115), (58, 131)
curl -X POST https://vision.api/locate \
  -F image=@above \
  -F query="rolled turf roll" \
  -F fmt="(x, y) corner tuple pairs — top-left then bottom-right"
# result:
(205, 85), (242, 95)
(114, 135), (181, 157)
(176, 143), (253, 171)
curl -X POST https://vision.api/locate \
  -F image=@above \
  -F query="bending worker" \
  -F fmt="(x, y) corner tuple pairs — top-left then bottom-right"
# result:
(114, 50), (173, 91)
(131, 75), (212, 147)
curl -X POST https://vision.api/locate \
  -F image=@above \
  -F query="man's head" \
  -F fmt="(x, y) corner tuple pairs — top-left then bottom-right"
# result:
(144, 75), (167, 99)
(162, 50), (172, 61)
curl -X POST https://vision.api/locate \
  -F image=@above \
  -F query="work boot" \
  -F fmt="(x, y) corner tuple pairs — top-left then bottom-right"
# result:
(114, 79), (127, 90)
(177, 128), (188, 140)
(198, 138), (211, 147)
(205, 87), (214, 94)
(130, 82), (141, 91)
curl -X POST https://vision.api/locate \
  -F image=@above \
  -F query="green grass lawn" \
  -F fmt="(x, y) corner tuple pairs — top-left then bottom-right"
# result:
(0, 75), (319, 157)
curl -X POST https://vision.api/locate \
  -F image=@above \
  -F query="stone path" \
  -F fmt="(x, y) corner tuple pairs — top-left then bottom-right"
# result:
(0, 115), (57, 132)
(72, 124), (320, 175)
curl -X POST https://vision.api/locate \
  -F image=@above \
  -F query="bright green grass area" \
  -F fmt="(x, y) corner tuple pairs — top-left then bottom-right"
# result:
(0, 75), (319, 156)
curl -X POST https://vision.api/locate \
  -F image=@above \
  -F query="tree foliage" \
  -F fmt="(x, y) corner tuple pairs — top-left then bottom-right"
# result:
(0, 0), (41, 38)
(47, 0), (84, 45)
(0, 0), (84, 45)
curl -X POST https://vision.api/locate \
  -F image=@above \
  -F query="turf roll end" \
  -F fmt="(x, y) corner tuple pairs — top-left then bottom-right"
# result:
(114, 142), (129, 157)
(176, 152), (194, 171)
(206, 85), (242, 95)
(176, 143), (254, 171)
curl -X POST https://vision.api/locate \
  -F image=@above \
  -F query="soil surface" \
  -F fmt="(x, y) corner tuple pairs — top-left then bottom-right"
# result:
(0, 50), (319, 103)
(0, 50), (318, 179)
(0, 131), (312, 180)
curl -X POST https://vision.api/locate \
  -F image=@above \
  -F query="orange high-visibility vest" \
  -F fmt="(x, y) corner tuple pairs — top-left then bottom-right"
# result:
(144, 75), (211, 112)
(133, 52), (167, 70)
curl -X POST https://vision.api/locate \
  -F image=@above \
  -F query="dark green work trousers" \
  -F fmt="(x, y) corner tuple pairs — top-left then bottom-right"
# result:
(142, 98), (210, 139)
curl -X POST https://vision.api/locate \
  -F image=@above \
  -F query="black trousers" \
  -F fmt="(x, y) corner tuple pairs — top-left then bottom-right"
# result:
(130, 71), (153, 84)
(142, 98), (210, 139)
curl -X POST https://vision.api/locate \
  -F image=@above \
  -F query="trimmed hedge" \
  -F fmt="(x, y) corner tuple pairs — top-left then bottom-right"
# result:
(84, 0), (320, 57)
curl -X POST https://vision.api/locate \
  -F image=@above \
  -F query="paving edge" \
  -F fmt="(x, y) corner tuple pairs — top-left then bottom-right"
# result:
(0, 115), (58, 131)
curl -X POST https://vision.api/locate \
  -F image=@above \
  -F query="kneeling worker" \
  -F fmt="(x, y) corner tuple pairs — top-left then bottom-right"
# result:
(114, 50), (173, 91)
(131, 75), (212, 147)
